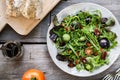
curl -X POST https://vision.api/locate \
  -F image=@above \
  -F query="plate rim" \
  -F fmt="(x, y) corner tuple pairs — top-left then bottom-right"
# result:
(47, 2), (120, 77)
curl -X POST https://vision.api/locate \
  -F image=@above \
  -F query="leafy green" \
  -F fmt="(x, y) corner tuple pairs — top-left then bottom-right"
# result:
(51, 10), (117, 72)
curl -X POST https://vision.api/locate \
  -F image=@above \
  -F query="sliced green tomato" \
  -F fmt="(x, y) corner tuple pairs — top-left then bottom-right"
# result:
(62, 34), (70, 42)
(84, 63), (93, 71)
(79, 36), (86, 41)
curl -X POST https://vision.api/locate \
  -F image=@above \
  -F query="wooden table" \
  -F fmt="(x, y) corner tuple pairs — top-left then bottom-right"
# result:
(0, 0), (120, 80)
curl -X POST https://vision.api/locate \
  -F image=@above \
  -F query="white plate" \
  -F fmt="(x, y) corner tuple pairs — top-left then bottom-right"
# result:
(47, 3), (120, 77)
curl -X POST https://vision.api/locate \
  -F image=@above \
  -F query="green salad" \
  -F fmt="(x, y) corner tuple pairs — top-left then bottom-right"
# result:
(49, 10), (117, 72)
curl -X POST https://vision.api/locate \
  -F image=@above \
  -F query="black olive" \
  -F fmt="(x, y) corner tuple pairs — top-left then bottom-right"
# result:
(49, 33), (58, 42)
(99, 38), (110, 48)
(101, 18), (108, 24)
(86, 17), (91, 24)
(59, 42), (66, 46)
(56, 54), (68, 61)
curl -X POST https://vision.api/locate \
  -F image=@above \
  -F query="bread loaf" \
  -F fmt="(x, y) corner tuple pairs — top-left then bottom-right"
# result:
(6, 0), (42, 19)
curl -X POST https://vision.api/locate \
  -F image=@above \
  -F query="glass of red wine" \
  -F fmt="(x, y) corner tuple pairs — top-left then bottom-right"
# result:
(1, 41), (23, 60)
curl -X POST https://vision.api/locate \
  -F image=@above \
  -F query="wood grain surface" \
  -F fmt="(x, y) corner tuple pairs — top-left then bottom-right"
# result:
(0, 0), (120, 80)
(0, 45), (120, 80)
(0, 0), (120, 43)
(0, 0), (60, 35)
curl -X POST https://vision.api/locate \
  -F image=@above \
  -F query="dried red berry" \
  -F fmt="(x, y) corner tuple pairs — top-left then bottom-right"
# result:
(94, 28), (101, 36)
(94, 52), (98, 56)
(75, 60), (79, 65)
(65, 27), (69, 31)
(86, 42), (91, 47)
(101, 51), (107, 60)
(70, 26), (74, 31)
(80, 26), (83, 29)
(68, 63), (75, 68)
(80, 57), (87, 64)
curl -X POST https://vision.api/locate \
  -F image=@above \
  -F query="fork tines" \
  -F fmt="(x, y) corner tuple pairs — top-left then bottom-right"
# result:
(114, 73), (120, 80)
(102, 74), (113, 80)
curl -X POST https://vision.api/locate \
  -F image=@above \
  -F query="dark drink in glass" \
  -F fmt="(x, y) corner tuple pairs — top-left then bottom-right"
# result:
(1, 41), (23, 60)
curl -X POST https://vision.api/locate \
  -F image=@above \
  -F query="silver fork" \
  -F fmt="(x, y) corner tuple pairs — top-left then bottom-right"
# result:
(102, 67), (120, 80)
(114, 68), (120, 80)
(116, 68), (120, 73)
(102, 74), (113, 80)
(114, 72), (120, 80)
